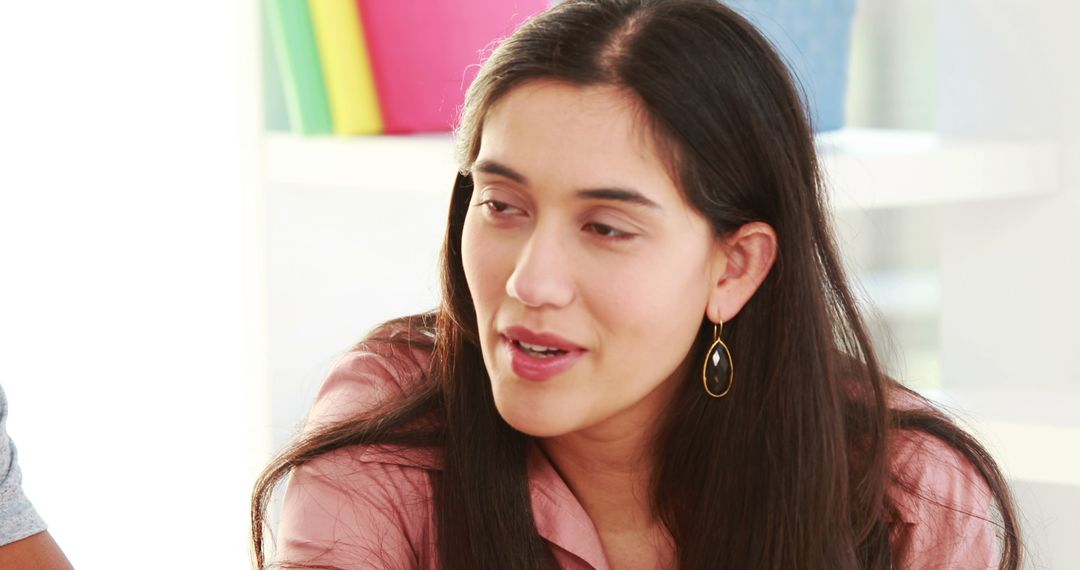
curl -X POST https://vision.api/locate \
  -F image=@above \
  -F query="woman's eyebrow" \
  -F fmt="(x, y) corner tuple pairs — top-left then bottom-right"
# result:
(473, 159), (528, 184)
(473, 159), (662, 210)
(576, 188), (662, 210)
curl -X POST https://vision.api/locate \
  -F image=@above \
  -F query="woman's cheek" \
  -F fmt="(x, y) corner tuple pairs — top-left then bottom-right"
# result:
(462, 222), (508, 311)
(460, 213), (487, 291)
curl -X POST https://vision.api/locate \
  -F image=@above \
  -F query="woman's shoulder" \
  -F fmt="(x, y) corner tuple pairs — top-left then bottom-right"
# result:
(884, 388), (1001, 567)
(885, 426), (995, 523)
(274, 329), (442, 568)
(304, 314), (436, 424)
(305, 327), (442, 467)
(278, 429), (439, 568)
(305, 336), (434, 430)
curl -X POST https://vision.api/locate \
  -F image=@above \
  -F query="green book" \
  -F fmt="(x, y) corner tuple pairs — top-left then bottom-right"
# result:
(265, 0), (332, 134)
(261, 1), (290, 132)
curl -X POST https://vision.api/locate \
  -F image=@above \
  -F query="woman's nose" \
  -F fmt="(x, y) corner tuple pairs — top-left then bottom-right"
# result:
(504, 227), (575, 309)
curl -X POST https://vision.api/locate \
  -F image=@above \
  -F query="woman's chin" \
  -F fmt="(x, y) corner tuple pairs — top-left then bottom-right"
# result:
(492, 392), (579, 438)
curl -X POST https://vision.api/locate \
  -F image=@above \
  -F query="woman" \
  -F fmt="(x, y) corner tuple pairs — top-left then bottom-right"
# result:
(252, 0), (1021, 568)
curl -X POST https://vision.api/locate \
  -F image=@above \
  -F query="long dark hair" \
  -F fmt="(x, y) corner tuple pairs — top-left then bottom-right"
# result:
(252, 1), (1021, 568)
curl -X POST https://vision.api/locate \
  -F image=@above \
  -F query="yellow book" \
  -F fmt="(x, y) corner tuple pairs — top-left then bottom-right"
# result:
(308, 0), (382, 135)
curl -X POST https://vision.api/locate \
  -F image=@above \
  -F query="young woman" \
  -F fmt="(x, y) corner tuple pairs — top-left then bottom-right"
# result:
(252, 1), (1021, 568)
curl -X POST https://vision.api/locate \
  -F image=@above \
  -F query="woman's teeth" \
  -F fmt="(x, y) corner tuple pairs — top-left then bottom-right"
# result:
(516, 340), (568, 357)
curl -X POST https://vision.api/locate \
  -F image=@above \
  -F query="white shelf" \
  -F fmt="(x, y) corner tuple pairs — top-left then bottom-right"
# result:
(264, 129), (1060, 209)
(858, 269), (940, 318)
(817, 129), (1059, 210)
(920, 388), (1080, 487)
(264, 132), (458, 192)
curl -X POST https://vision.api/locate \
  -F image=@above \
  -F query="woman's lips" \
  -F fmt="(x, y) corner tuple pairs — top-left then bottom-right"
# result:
(501, 335), (586, 382)
(501, 325), (585, 351)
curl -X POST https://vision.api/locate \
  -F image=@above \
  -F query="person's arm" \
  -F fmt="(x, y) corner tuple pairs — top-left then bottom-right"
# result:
(276, 449), (435, 569)
(0, 530), (73, 570)
(1, 385), (70, 568)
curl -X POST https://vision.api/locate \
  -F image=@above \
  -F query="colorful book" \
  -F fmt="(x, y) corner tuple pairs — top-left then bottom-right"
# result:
(356, 0), (548, 134)
(308, 0), (383, 135)
(265, 0), (333, 134)
(261, 1), (290, 132)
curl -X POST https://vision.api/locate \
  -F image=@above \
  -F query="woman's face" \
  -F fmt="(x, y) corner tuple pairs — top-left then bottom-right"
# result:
(461, 80), (724, 439)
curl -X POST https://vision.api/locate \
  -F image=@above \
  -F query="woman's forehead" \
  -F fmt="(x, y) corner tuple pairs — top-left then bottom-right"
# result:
(475, 81), (678, 202)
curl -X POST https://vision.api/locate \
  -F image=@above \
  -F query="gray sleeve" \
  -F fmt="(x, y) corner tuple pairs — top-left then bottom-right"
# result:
(0, 385), (47, 545)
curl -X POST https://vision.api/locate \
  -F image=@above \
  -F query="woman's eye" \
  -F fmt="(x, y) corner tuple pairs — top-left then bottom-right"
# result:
(584, 222), (635, 241)
(478, 199), (523, 216)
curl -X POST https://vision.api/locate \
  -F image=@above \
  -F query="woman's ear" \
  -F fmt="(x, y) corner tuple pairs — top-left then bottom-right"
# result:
(705, 221), (778, 323)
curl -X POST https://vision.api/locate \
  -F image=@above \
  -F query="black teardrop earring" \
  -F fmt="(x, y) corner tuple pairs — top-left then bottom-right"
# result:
(702, 321), (734, 398)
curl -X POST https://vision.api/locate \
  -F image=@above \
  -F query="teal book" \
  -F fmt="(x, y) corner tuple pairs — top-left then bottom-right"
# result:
(265, 0), (333, 134)
(261, 1), (290, 132)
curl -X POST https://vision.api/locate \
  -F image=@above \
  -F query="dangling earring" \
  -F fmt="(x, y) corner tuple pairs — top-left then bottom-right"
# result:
(702, 320), (734, 398)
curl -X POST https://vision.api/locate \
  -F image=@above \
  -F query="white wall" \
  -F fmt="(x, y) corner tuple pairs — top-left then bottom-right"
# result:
(937, 0), (1080, 393)
(0, 1), (262, 568)
(935, 2), (1079, 567)
(264, 182), (447, 450)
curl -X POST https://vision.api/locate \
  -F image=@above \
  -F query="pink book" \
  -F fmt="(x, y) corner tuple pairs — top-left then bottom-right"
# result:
(357, 0), (549, 134)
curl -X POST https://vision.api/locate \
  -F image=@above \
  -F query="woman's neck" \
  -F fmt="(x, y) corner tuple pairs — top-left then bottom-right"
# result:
(541, 425), (656, 531)
(540, 418), (676, 569)
(536, 361), (690, 567)
(537, 356), (690, 525)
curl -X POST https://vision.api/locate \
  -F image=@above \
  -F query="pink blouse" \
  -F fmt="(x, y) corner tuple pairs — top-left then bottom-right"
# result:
(276, 348), (1001, 569)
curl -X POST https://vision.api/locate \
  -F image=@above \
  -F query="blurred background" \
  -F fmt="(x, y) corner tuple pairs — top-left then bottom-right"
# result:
(0, 0), (1077, 568)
